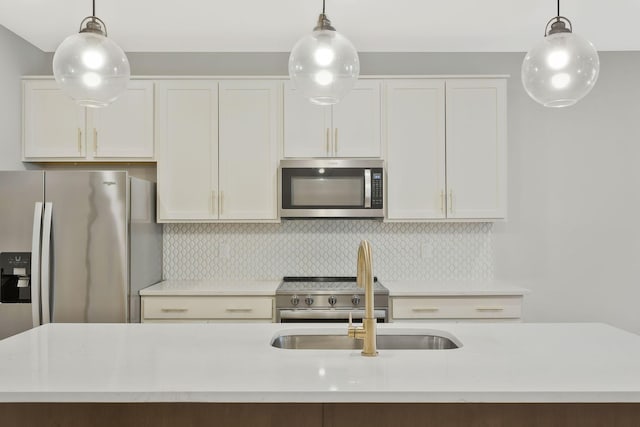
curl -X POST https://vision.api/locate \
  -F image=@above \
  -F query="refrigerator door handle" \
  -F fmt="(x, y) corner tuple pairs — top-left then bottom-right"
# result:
(30, 202), (43, 327)
(41, 202), (53, 324)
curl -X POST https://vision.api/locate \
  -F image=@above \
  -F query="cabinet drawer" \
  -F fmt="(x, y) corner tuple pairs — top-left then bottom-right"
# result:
(391, 296), (522, 319)
(142, 296), (274, 320)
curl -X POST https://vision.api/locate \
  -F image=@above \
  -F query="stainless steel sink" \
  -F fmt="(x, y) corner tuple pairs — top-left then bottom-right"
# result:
(271, 330), (461, 350)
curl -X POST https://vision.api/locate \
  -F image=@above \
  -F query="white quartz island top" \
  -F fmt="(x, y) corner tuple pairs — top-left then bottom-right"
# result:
(139, 280), (280, 296)
(1, 322), (640, 403)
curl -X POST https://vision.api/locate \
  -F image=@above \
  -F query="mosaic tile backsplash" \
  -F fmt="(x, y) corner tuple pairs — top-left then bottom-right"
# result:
(163, 221), (494, 281)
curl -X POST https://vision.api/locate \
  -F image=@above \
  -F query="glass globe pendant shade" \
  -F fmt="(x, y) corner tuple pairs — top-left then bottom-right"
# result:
(522, 18), (599, 108)
(53, 17), (130, 108)
(288, 14), (360, 105)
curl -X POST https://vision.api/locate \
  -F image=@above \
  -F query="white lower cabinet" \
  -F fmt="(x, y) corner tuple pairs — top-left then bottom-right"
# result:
(385, 78), (507, 221)
(141, 296), (275, 322)
(391, 296), (523, 322)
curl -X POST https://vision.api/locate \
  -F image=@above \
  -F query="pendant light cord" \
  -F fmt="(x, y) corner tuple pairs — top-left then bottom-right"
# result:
(92, 0), (96, 17)
(557, 0), (560, 17)
(322, 0), (326, 15)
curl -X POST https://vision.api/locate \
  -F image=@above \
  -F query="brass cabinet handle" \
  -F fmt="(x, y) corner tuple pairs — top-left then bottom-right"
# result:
(211, 190), (217, 215)
(449, 189), (454, 214)
(220, 191), (224, 215)
(326, 128), (330, 155)
(160, 308), (188, 313)
(334, 128), (338, 156)
(93, 128), (98, 154)
(225, 308), (253, 313)
(440, 190), (445, 214)
(77, 128), (82, 153)
(475, 307), (505, 312)
(412, 307), (439, 312)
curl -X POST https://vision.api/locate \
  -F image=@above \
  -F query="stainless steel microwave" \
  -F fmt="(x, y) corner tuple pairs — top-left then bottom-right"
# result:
(279, 159), (384, 218)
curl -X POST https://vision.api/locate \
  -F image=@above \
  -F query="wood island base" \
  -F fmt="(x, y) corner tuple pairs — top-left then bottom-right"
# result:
(2, 402), (640, 427)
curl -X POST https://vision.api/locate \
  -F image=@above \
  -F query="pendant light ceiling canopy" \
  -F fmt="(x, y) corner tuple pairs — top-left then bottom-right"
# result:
(288, 0), (360, 105)
(521, 0), (600, 108)
(52, 0), (130, 108)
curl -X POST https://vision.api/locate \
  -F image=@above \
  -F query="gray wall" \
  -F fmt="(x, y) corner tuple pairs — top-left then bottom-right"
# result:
(13, 35), (640, 333)
(0, 26), (49, 169)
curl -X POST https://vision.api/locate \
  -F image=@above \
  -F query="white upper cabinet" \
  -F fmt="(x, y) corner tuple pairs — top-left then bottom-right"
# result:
(283, 79), (381, 158)
(385, 79), (446, 220)
(156, 80), (219, 221)
(90, 81), (155, 159)
(283, 82), (330, 158)
(22, 79), (154, 161)
(218, 80), (280, 220)
(156, 79), (281, 223)
(385, 78), (507, 221)
(331, 80), (382, 157)
(445, 79), (507, 220)
(23, 80), (86, 159)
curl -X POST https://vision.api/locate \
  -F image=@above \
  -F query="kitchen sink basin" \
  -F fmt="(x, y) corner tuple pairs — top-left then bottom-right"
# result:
(270, 329), (461, 350)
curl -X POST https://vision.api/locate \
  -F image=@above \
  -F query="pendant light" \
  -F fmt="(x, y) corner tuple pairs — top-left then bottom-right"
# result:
(288, 0), (360, 105)
(52, 0), (130, 108)
(521, 0), (599, 108)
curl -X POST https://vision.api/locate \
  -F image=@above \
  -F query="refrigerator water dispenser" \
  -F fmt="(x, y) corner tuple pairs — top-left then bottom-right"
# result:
(0, 252), (31, 303)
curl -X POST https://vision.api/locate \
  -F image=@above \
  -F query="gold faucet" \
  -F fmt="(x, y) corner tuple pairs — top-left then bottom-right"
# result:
(347, 240), (378, 357)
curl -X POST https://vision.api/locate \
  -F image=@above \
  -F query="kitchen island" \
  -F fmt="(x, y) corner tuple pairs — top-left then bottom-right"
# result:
(1, 322), (640, 426)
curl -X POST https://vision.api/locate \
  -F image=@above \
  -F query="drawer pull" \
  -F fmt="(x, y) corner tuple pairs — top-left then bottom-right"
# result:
(412, 307), (439, 312)
(475, 307), (505, 312)
(160, 308), (188, 313)
(225, 308), (253, 313)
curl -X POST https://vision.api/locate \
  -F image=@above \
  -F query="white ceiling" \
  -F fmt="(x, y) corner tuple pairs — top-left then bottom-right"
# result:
(0, 0), (638, 53)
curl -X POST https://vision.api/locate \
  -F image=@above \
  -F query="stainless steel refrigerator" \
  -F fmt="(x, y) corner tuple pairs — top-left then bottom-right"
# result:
(0, 170), (162, 339)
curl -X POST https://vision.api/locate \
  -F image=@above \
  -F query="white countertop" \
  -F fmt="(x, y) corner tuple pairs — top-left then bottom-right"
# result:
(140, 280), (528, 297)
(139, 280), (280, 296)
(385, 280), (530, 296)
(1, 322), (639, 403)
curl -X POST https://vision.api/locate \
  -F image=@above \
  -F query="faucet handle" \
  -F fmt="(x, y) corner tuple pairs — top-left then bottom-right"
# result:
(347, 312), (365, 340)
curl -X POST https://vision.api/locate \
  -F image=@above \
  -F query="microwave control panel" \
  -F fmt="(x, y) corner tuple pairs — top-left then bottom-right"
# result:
(372, 169), (383, 209)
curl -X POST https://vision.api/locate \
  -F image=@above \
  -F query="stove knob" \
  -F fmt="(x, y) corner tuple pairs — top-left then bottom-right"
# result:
(351, 295), (361, 306)
(328, 296), (337, 306)
(290, 295), (300, 307)
(304, 296), (314, 306)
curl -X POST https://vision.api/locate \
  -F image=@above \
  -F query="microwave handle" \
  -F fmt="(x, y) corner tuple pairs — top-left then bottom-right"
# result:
(364, 169), (371, 208)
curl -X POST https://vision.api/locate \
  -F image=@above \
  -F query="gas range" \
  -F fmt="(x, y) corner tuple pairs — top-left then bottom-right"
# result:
(275, 276), (389, 322)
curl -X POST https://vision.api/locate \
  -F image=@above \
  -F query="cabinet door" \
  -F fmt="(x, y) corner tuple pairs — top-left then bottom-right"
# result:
(445, 79), (507, 219)
(331, 80), (381, 158)
(23, 80), (86, 159)
(90, 81), (154, 159)
(218, 81), (280, 220)
(283, 81), (331, 158)
(385, 80), (446, 220)
(156, 81), (218, 221)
